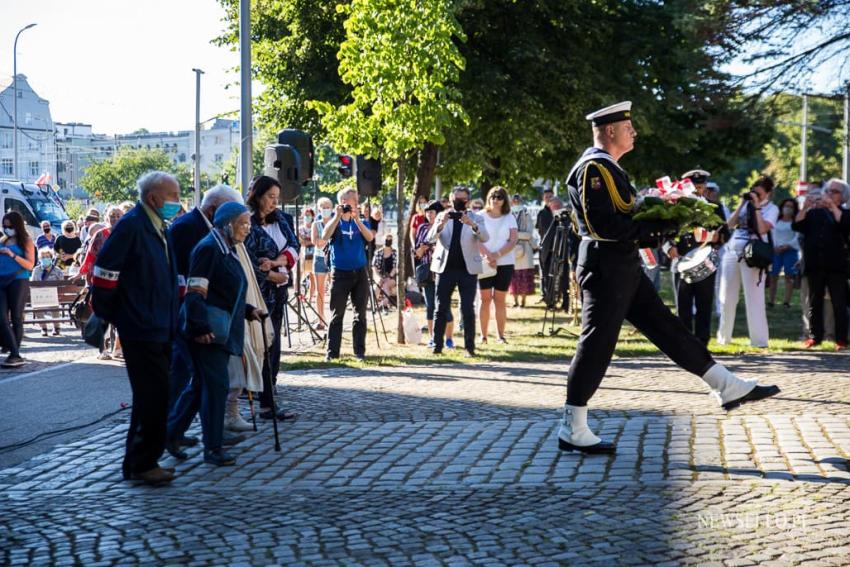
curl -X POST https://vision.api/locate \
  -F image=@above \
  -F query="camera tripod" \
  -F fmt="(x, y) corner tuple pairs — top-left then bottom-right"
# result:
(539, 215), (580, 337)
(280, 191), (325, 348)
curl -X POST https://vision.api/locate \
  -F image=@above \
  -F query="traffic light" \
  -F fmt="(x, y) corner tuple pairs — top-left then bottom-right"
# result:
(338, 154), (353, 178)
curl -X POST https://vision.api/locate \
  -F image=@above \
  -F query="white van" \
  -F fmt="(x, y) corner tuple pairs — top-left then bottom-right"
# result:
(0, 180), (70, 239)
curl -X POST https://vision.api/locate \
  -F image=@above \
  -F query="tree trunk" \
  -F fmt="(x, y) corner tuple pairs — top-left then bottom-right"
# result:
(401, 142), (440, 278)
(414, 142), (439, 199)
(396, 156), (407, 344)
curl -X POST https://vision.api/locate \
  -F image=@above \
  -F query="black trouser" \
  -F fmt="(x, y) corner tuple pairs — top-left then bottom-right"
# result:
(327, 268), (369, 358)
(567, 241), (715, 407)
(807, 270), (848, 343)
(434, 268), (477, 352)
(0, 279), (28, 356)
(673, 271), (716, 345)
(260, 287), (285, 409)
(121, 339), (171, 477)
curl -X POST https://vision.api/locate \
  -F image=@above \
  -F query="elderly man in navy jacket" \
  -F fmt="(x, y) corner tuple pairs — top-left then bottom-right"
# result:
(92, 171), (181, 485)
(166, 184), (243, 458)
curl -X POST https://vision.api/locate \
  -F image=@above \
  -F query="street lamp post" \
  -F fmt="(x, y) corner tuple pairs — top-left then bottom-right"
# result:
(239, 0), (253, 197)
(192, 68), (204, 207)
(13, 23), (37, 180)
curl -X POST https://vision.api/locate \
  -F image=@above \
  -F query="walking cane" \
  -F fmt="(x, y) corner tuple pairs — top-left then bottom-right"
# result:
(260, 313), (281, 452)
(242, 354), (258, 432)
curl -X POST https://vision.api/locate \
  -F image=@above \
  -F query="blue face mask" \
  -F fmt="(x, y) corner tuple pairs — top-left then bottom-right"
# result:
(40, 257), (53, 268)
(158, 201), (181, 221)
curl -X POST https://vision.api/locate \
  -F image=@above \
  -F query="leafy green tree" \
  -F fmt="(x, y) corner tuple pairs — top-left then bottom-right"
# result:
(215, 0), (349, 138)
(311, 0), (468, 342)
(713, 93), (844, 203)
(80, 148), (191, 203)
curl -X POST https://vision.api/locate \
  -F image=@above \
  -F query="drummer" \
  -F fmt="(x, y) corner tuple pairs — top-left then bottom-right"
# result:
(662, 169), (730, 344)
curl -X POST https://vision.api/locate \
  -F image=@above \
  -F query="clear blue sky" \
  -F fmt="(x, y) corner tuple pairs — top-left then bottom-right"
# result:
(0, 0), (844, 137)
(0, 0), (243, 134)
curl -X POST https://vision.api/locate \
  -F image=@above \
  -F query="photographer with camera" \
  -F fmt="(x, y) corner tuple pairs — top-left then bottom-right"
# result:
(716, 176), (778, 348)
(792, 178), (850, 349)
(322, 188), (375, 360)
(427, 186), (489, 356)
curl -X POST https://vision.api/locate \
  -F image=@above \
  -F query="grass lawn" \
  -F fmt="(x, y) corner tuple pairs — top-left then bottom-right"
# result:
(285, 271), (841, 370)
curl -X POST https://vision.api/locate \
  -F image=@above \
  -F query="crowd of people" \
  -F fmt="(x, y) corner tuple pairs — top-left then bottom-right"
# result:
(2, 150), (846, 479)
(636, 175), (850, 350)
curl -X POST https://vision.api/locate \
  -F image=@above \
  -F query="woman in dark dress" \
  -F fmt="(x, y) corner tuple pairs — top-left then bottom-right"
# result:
(244, 176), (300, 421)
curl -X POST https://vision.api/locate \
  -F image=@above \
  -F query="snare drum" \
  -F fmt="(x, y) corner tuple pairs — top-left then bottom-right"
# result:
(676, 246), (718, 284)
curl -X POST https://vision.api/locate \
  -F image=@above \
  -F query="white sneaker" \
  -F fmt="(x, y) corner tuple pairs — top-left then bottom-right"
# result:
(225, 413), (254, 432)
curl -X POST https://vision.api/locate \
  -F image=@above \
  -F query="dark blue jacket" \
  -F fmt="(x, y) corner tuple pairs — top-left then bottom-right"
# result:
(183, 231), (255, 355)
(91, 203), (178, 343)
(169, 208), (211, 284)
(244, 209), (300, 310)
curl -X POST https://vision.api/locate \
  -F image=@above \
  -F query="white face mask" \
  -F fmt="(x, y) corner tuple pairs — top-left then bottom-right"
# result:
(3, 228), (15, 237)
(321, 208), (332, 218)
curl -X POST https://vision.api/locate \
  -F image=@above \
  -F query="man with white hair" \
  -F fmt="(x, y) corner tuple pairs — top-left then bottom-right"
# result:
(792, 177), (850, 349)
(322, 187), (375, 360)
(165, 185), (245, 458)
(91, 171), (182, 485)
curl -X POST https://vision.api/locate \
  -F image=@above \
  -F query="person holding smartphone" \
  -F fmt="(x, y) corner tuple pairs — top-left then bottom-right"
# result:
(426, 186), (490, 356)
(792, 179), (850, 349)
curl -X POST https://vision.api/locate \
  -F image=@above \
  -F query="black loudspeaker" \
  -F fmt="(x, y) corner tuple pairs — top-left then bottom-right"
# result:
(264, 144), (302, 203)
(355, 156), (382, 197)
(277, 129), (314, 183)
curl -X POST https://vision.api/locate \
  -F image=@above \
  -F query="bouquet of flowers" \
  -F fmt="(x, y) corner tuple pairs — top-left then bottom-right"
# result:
(633, 176), (723, 236)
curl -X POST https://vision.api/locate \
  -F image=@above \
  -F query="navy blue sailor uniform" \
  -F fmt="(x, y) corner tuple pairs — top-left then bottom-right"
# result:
(565, 148), (717, 407)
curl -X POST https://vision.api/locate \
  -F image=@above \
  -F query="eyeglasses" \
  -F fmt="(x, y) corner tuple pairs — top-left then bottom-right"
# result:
(826, 189), (842, 195)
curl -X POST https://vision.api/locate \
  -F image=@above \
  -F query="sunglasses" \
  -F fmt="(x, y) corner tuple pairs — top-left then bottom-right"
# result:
(490, 195), (505, 200)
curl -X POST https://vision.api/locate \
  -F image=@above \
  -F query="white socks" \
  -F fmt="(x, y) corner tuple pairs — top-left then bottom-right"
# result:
(701, 363), (757, 406)
(558, 404), (602, 447)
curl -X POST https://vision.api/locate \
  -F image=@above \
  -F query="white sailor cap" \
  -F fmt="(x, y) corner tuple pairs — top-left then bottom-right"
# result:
(585, 101), (632, 126)
(681, 168), (711, 181)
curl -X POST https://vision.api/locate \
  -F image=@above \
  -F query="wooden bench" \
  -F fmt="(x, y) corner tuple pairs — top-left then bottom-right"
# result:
(24, 279), (86, 326)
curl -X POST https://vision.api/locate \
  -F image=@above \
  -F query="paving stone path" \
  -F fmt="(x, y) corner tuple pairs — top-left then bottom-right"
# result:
(1, 352), (849, 565)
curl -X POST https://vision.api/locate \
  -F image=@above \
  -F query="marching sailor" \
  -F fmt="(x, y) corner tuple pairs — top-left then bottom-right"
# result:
(559, 101), (780, 454)
(663, 169), (729, 344)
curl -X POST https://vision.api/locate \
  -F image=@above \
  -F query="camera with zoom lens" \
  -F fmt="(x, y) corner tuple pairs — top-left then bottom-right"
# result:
(342, 204), (352, 214)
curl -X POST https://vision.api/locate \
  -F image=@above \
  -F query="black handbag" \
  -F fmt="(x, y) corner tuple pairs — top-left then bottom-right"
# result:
(415, 261), (432, 286)
(740, 202), (774, 270)
(742, 236), (774, 269)
(83, 314), (107, 350)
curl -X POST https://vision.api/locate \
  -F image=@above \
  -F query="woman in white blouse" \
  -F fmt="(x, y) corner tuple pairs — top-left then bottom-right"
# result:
(716, 176), (779, 348)
(768, 198), (800, 309)
(478, 186), (518, 343)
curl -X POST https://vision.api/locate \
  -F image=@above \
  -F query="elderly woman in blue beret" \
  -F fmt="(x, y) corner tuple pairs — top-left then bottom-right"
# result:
(182, 202), (265, 466)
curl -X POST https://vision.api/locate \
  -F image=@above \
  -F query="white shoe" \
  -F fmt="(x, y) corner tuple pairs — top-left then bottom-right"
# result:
(557, 404), (615, 454)
(225, 396), (255, 432)
(701, 364), (756, 406)
(225, 413), (254, 432)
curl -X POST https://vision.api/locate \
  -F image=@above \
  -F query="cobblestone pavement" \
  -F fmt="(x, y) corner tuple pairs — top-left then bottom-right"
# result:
(1, 352), (849, 565)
